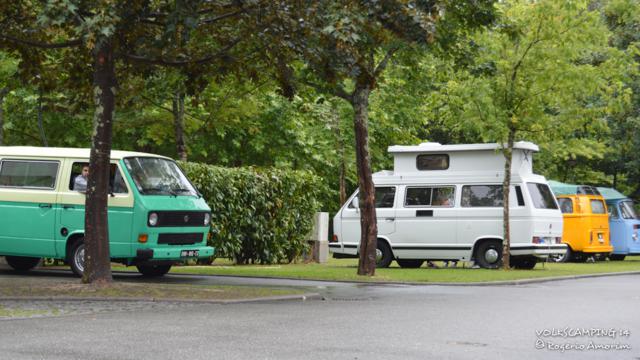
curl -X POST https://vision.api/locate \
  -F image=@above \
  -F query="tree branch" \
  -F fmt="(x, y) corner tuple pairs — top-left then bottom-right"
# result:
(124, 39), (241, 67)
(0, 34), (82, 49)
(374, 46), (400, 77)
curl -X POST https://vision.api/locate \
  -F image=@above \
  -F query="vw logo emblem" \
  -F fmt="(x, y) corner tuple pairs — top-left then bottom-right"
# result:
(184, 215), (190, 223)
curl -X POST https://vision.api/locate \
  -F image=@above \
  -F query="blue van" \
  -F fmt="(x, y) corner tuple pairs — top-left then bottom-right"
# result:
(597, 187), (640, 260)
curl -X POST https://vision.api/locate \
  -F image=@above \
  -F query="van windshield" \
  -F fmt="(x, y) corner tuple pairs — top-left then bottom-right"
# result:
(620, 201), (639, 219)
(527, 183), (559, 209)
(123, 157), (197, 196)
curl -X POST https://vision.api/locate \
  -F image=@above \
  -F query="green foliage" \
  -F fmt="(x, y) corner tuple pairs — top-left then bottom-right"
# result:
(179, 161), (323, 264)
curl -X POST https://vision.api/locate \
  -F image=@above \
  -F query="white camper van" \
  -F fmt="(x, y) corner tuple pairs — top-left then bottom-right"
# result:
(330, 142), (566, 269)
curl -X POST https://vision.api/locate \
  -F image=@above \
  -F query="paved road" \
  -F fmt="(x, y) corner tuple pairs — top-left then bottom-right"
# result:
(0, 270), (638, 360)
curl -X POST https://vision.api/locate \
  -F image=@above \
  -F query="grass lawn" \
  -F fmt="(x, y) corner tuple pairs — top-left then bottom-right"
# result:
(0, 274), (305, 300)
(162, 256), (640, 283)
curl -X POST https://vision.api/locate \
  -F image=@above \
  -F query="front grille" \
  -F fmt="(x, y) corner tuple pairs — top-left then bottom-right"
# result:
(157, 233), (204, 245)
(154, 211), (207, 227)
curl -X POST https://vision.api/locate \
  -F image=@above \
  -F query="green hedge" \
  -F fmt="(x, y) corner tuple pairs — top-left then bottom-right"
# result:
(179, 162), (323, 264)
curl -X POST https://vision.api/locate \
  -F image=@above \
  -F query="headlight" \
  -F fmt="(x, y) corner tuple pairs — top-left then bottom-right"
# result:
(148, 212), (158, 226)
(204, 212), (211, 226)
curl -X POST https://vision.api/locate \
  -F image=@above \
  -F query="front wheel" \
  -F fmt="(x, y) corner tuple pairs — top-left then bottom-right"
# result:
(475, 240), (503, 269)
(609, 254), (626, 261)
(375, 240), (393, 268)
(68, 240), (85, 277)
(5, 256), (41, 271)
(136, 264), (172, 277)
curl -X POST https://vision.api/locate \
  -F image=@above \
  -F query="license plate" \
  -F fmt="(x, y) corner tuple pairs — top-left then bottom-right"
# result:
(181, 250), (199, 257)
(597, 233), (604, 243)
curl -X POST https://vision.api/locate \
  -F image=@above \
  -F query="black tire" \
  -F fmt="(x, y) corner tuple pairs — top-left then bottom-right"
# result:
(396, 259), (424, 268)
(375, 240), (393, 268)
(511, 256), (537, 270)
(549, 246), (573, 263)
(474, 240), (503, 269)
(136, 264), (172, 277)
(609, 254), (626, 261)
(5, 256), (41, 271)
(68, 239), (85, 277)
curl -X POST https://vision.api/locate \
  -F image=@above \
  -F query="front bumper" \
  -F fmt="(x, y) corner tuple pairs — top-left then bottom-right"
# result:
(135, 245), (214, 261)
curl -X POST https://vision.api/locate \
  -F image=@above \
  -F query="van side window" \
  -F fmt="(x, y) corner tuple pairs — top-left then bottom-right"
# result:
(0, 160), (58, 189)
(515, 186), (525, 206)
(526, 183), (559, 209)
(558, 198), (573, 214)
(69, 162), (128, 193)
(620, 201), (639, 219)
(461, 185), (503, 207)
(416, 154), (449, 170)
(405, 186), (454, 207)
(590, 199), (606, 214)
(348, 187), (396, 209)
(609, 203), (619, 219)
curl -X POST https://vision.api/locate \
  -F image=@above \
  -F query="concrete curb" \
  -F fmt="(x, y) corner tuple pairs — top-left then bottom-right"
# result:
(164, 270), (640, 287)
(0, 292), (322, 304)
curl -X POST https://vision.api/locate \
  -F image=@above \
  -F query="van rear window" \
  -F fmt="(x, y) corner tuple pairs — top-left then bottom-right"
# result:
(527, 183), (559, 209)
(0, 160), (58, 189)
(590, 200), (606, 214)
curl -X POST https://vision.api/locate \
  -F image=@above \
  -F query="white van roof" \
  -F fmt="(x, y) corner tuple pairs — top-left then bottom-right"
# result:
(388, 141), (539, 154)
(0, 146), (171, 161)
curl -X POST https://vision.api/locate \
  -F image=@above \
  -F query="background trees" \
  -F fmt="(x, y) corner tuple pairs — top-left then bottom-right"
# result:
(1, 0), (638, 274)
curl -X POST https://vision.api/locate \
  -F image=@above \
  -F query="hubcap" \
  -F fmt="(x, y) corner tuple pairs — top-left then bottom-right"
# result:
(74, 245), (85, 274)
(485, 248), (499, 264)
(376, 248), (383, 263)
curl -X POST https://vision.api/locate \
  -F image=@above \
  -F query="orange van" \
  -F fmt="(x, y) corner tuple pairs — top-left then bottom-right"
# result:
(552, 185), (612, 262)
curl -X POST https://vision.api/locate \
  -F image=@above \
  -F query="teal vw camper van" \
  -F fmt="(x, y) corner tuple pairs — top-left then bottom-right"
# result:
(0, 147), (213, 276)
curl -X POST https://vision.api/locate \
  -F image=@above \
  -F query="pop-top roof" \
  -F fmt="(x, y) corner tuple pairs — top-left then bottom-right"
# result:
(596, 187), (628, 200)
(549, 180), (601, 196)
(388, 141), (539, 154)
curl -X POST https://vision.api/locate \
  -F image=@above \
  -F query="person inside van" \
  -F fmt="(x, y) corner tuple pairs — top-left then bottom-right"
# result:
(73, 165), (89, 192)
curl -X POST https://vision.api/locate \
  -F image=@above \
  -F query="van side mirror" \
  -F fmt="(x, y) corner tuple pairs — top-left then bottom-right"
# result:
(351, 197), (359, 211)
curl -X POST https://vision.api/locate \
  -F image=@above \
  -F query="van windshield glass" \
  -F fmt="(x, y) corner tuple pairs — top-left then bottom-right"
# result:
(123, 157), (197, 196)
(527, 183), (558, 209)
(620, 201), (638, 219)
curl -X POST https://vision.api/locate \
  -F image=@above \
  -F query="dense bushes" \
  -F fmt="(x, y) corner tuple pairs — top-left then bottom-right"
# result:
(180, 162), (323, 264)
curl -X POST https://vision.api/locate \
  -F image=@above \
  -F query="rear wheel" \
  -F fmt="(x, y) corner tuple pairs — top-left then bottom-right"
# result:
(511, 256), (537, 270)
(475, 240), (503, 269)
(609, 254), (626, 261)
(549, 246), (572, 263)
(396, 259), (424, 268)
(5, 256), (41, 271)
(375, 240), (393, 268)
(136, 264), (172, 277)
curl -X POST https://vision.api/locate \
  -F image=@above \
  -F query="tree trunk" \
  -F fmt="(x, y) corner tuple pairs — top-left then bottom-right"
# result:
(502, 128), (515, 270)
(172, 91), (188, 161)
(352, 84), (377, 276)
(0, 87), (7, 145)
(83, 40), (116, 285)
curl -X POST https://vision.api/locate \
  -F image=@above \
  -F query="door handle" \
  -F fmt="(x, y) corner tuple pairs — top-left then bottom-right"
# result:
(385, 218), (395, 222)
(63, 205), (75, 210)
(39, 203), (52, 209)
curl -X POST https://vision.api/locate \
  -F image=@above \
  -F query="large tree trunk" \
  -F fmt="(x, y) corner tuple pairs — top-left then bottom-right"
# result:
(83, 40), (116, 285)
(502, 128), (515, 270)
(352, 84), (377, 276)
(0, 87), (7, 145)
(172, 91), (187, 161)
